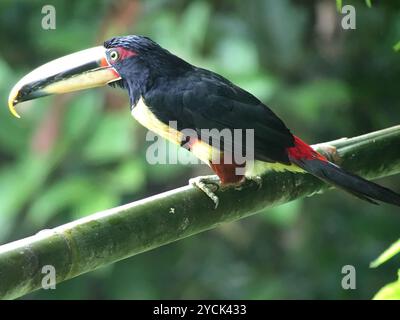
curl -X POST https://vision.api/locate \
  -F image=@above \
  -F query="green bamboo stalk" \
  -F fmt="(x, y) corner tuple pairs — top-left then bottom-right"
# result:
(0, 125), (400, 299)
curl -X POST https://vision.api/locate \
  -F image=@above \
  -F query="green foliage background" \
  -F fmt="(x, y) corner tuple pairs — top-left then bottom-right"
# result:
(0, 0), (399, 299)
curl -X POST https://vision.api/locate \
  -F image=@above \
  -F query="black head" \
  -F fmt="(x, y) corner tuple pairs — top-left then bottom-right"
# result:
(104, 35), (162, 55)
(103, 35), (191, 105)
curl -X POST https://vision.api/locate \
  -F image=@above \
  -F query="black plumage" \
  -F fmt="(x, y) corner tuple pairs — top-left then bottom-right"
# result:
(106, 35), (295, 164)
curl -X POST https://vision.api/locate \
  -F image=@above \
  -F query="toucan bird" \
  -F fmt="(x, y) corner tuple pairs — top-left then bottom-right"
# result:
(8, 35), (400, 208)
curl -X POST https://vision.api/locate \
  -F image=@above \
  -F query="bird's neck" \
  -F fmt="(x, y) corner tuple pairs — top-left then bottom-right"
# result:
(126, 80), (142, 108)
(126, 56), (193, 110)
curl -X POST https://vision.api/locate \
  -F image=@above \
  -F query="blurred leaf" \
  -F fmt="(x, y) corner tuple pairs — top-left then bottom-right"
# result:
(336, 0), (342, 12)
(235, 74), (276, 102)
(261, 200), (300, 226)
(62, 92), (102, 143)
(393, 41), (400, 52)
(83, 110), (136, 164)
(214, 37), (259, 75)
(259, 0), (307, 69)
(373, 271), (400, 300)
(148, 162), (187, 181)
(281, 79), (350, 123)
(106, 159), (146, 194)
(365, 0), (372, 8)
(28, 176), (91, 226)
(0, 155), (52, 241)
(35, 23), (98, 53)
(0, 58), (32, 155)
(28, 174), (120, 223)
(0, 155), (51, 217)
(181, 1), (211, 55)
(370, 238), (400, 268)
(71, 189), (118, 219)
(0, 56), (12, 88)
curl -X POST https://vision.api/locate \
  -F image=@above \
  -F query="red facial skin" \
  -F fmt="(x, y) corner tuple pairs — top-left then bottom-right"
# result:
(101, 47), (137, 67)
(100, 47), (137, 77)
(116, 47), (137, 60)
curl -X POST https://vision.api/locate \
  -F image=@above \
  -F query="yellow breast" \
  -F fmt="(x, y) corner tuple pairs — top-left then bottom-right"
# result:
(131, 97), (220, 164)
(131, 97), (183, 145)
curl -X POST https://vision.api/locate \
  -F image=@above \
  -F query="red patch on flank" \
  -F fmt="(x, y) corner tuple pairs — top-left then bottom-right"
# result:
(210, 159), (246, 185)
(287, 136), (327, 161)
(185, 137), (245, 185)
(210, 162), (245, 185)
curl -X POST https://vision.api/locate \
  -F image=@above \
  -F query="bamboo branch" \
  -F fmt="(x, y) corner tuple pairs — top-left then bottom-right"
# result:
(1, 125), (400, 299)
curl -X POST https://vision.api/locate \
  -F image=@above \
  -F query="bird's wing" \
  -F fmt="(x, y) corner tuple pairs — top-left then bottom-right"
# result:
(144, 69), (295, 164)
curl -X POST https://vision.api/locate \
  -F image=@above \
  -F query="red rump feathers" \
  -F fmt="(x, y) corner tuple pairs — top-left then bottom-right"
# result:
(287, 136), (327, 162)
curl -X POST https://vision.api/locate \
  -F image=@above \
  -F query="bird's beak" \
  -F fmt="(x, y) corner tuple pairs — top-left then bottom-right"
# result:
(8, 46), (121, 118)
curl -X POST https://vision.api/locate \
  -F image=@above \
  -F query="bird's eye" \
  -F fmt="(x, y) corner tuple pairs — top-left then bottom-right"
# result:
(109, 50), (119, 62)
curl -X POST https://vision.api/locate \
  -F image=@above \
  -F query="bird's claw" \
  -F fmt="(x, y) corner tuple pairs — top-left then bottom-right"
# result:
(189, 175), (262, 209)
(234, 176), (262, 191)
(189, 175), (221, 209)
(249, 175), (263, 189)
(314, 143), (340, 163)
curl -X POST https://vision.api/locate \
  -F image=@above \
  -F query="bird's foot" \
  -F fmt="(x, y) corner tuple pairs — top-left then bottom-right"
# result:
(234, 176), (262, 191)
(250, 175), (263, 189)
(189, 175), (221, 209)
(314, 143), (341, 163)
(189, 175), (263, 209)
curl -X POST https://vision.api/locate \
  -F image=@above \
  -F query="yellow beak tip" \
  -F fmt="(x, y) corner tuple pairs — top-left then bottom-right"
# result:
(8, 100), (21, 119)
(11, 109), (21, 119)
(8, 86), (21, 118)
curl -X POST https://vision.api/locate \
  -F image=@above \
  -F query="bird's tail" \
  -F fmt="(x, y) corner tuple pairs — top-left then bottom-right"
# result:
(287, 136), (400, 207)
